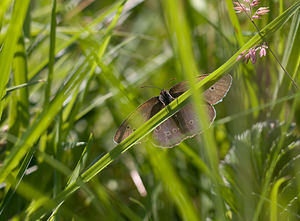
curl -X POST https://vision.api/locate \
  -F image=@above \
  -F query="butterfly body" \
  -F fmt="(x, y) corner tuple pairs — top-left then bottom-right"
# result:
(114, 74), (232, 148)
(158, 89), (175, 106)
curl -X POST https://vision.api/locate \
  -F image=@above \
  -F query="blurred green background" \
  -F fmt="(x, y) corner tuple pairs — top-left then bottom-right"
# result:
(0, 0), (299, 220)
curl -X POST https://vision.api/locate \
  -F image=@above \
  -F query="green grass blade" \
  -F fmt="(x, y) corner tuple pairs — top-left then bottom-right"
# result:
(0, 0), (30, 118)
(44, 0), (57, 106)
(0, 146), (36, 215)
(272, 10), (300, 118)
(11, 34), (30, 127)
(270, 177), (288, 221)
(67, 134), (93, 186)
(0, 0), (13, 25)
(225, 0), (245, 46)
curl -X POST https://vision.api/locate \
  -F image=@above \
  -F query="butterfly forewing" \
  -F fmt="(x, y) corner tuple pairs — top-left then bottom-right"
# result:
(203, 74), (232, 105)
(169, 74), (232, 105)
(168, 75), (207, 98)
(114, 97), (164, 143)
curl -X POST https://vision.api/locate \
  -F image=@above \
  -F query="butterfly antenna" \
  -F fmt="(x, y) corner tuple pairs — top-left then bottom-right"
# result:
(141, 78), (176, 91)
(140, 85), (162, 91)
(162, 78), (176, 89)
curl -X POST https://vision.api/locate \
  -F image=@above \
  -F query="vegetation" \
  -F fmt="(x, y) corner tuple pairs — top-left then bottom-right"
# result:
(0, 0), (299, 220)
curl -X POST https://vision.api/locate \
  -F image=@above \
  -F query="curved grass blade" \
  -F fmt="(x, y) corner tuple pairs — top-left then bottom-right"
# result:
(44, 0), (57, 106)
(270, 177), (289, 221)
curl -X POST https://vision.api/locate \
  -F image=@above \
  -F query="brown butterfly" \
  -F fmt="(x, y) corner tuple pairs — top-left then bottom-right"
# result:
(114, 74), (232, 148)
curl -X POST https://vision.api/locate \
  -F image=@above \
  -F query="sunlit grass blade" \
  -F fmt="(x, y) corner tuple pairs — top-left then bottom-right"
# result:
(162, 0), (226, 218)
(11, 34), (29, 127)
(0, 0), (30, 118)
(67, 135), (92, 186)
(272, 10), (300, 118)
(0, 146), (36, 216)
(0, 0), (13, 28)
(41, 135), (91, 220)
(270, 177), (289, 221)
(225, 0), (245, 46)
(44, 0), (56, 106)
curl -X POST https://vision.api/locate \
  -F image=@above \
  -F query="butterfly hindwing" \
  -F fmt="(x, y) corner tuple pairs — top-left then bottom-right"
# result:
(152, 103), (216, 148)
(152, 116), (185, 148)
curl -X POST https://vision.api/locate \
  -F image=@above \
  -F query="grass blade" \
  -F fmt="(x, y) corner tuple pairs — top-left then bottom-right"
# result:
(0, 0), (30, 118)
(270, 177), (289, 221)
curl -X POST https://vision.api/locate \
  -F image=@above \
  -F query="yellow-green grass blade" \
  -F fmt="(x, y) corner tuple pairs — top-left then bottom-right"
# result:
(3, 80), (44, 100)
(272, 10), (300, 118)
(67, 135), (93, 186)
(0, 0), (13, 25)
(44, 0), (57, 106)
(270, 177), (289, 221)
(61, 2), (138, 139)
(225, 0), (245, 47)
(0, 0), (30, 119)
(0, 145), (36, 215)
(10, 34), (29, 130)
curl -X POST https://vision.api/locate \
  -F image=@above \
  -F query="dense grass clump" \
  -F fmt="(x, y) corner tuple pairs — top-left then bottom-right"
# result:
(0, 0), (299, 220)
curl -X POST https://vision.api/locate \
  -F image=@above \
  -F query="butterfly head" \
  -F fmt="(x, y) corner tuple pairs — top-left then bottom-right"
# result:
(159, 89), (175, 106)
